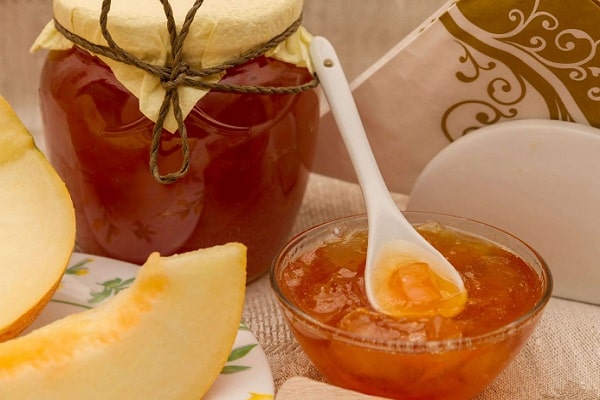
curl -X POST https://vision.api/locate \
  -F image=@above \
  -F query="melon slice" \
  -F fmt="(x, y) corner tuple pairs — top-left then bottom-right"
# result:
(0, 94), (75, 340)
(0, 243), (247, 400)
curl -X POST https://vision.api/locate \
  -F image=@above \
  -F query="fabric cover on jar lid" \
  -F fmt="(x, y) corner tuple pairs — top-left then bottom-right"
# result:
(31, 0), (314, 132)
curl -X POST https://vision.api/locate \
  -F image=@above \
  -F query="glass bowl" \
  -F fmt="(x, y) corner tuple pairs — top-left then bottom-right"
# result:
(270, 212), (552, 399)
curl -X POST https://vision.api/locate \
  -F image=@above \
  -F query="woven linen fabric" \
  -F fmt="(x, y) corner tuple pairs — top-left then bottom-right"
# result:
(243, 173), (600, 399)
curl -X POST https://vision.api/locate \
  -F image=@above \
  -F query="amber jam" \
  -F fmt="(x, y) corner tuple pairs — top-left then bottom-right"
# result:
(39, 46), (319, 280)
(272, 214), (551, 399)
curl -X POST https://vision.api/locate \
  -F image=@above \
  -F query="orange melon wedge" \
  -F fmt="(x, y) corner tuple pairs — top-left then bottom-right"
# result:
(0, 243), (247, 399)
(0, 94), (75, 340)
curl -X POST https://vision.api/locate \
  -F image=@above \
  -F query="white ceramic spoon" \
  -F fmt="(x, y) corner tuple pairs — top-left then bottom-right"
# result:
(310, 36), (466, 318)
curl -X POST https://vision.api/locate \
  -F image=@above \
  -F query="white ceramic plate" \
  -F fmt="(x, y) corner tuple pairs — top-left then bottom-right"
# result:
(26, 252), (275, 400)
(407, 119), (600, 305)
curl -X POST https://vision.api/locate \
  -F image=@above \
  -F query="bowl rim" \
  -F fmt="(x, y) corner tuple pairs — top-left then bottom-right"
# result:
(270, 211), (553, 353)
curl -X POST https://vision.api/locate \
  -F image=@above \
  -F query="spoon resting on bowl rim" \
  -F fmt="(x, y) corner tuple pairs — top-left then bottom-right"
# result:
(309, 36), (466, 318)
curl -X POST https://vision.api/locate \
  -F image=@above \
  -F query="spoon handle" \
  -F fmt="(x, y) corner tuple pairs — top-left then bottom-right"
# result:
(310, 36), (432, 248)
(310, 36), (395, 213)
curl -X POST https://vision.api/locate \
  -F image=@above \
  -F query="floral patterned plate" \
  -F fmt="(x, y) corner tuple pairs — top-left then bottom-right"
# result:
(26, 252), (275, 400)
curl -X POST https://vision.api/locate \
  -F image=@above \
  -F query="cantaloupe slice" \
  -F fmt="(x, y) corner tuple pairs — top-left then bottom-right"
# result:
(0, 243), (247, 400)
(0, 94), (75, 340)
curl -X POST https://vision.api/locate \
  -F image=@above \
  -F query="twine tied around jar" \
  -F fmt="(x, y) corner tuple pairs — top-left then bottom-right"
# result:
(52, 0), (319, 184)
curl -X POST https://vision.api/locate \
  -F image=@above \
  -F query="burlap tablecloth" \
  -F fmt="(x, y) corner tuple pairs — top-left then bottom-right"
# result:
(2, 1), (597, 397)
(243, 173), (600, 400)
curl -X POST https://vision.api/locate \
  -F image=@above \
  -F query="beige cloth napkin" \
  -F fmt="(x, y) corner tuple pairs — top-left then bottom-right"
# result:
(244, 173), (600, 399)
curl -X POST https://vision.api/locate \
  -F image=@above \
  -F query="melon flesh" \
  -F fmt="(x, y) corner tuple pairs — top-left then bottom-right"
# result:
(0, 243), (247, 400)
(0, 94), (75, 340)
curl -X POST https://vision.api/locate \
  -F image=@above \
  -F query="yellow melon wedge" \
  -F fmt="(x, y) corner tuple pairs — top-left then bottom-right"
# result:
(0, 94), (75, 340)
(0, 243), (247, 400)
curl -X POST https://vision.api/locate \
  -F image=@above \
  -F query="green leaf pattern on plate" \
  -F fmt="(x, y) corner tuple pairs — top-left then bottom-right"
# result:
(65, 258), (93, 276)
(222, 344), (258, 374)
(88, 277), (135, 304)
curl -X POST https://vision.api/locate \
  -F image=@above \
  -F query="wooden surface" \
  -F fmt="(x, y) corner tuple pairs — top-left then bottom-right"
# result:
(276, 377), (390, 400)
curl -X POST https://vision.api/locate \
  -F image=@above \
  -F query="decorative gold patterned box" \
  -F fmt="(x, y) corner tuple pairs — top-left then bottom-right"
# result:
(315, 0), (600, 193)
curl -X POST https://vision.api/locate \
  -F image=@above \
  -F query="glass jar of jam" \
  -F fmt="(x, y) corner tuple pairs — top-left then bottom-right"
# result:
(33, 0), (319, 281)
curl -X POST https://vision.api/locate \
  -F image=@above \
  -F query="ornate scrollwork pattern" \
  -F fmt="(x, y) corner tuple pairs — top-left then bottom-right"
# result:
(442, 42), (526, 141)
(440, 0), (599, 141)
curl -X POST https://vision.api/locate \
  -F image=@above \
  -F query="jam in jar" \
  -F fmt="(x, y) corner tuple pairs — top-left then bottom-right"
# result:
(38, 38), (319, 280)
